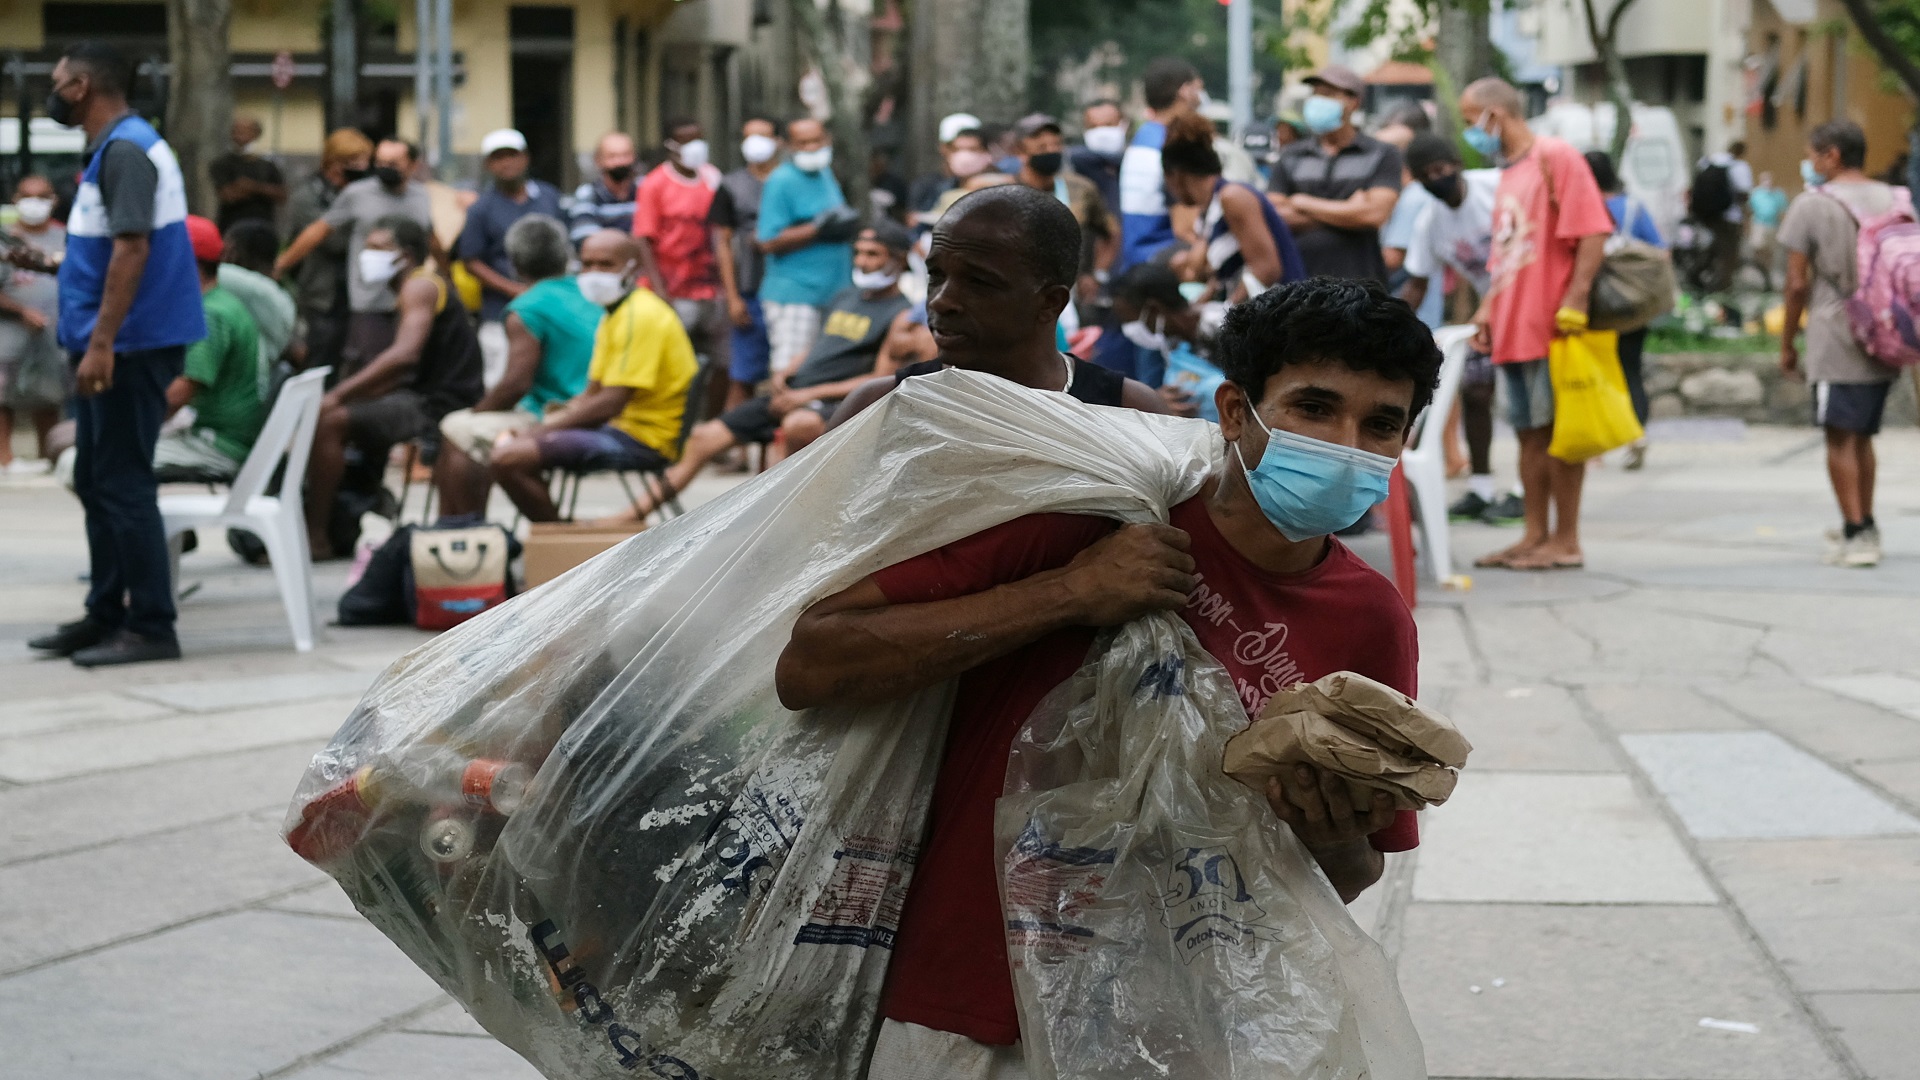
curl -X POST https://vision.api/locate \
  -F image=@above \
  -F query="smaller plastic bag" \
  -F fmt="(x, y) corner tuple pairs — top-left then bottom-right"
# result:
(1162, 344), (1226, 422)
(1546, 329), (1643, 463)
(996, 617), (1427, 1080)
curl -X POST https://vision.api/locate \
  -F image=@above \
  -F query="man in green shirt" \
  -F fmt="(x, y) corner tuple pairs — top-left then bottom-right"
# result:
(154, 216), (264, 481)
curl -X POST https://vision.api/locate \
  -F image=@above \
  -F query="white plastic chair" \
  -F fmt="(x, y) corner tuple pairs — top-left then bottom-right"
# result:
(1400, 326), (1476, 584)
(163, 367), (331, 652)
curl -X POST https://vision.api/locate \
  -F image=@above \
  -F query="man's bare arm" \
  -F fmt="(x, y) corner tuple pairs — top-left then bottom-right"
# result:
(533, 384), (633, 433)
(327, 276), (437, 404)
(1288, 186), (1398, 231)
(274, 219), (332, 275)
(464, 257), (526, 300)
(470, 312), (541, 412)
(1559, 232), (1607, 315)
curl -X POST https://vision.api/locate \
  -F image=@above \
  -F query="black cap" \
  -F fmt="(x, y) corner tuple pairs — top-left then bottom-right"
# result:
(1405, 132), (1461, 175)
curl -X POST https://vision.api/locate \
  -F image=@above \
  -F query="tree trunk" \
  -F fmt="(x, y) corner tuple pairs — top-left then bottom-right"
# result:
(1435, 1), (1494, 130)
(1834, 0), (1920, 102)
(1581, 0), (1640, 163)
(790, 0), (872, 212)
(905, 0), (1027, 173)
(165, 0), (233, 218)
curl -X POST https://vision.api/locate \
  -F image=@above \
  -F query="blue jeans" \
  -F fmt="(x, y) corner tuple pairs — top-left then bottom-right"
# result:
(72, 345), (184, 640)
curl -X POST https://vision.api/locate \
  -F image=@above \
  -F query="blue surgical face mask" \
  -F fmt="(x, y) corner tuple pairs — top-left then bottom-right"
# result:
(1462, 115), (1502, 162)
(1301, 94), (1346, 136)
(1800, 159), (1826, 187)
(1233, 405), (1397, 542)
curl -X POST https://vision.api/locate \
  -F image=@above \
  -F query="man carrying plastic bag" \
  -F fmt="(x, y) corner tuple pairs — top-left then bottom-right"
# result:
(780, 278), (1441, 1078)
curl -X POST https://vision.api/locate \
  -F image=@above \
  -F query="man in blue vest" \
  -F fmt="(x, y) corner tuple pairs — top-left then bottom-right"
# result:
(16, 42), (205, 666)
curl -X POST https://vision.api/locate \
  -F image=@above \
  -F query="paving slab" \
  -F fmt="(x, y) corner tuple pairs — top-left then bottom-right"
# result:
(1439, 685), (1618, 772)
(1854, 758), (1920, 813)
(0, 811), (325, 975)
(266, 881), (367, 921)
(1807, 992), (1920, 1080)
(1398, 903), (1845, 1080)
(0, 690), (175, 739)
(1622, 731), (1920, 839)
(280, 1031), (545, 1079)
(123, 669), (377, 712)
(1414, 772), (1717, 904)
(1702, 677), (1920, 765)
(1813, 673), (1920, 719)
(1703, 837), (1920, 993)
(0, 910), (443, 1080)
(0, 740), (321, 865)
(1579, 683), (1753, 733)
(1413, 605), (1480, 689)
(0, 695), (356, 783)
(399, 1000), (495, 1038)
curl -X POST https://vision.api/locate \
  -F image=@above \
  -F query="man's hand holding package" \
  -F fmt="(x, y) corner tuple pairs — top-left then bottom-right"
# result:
(1265, 764), (1397, 849)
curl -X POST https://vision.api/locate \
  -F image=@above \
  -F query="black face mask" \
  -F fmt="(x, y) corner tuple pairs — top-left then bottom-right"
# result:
(605, 163), (634, 183)
(1028, 151), (1064, 177)
(341, 167), (370, 185)
(374, 166), (406, 189)
(45, 90), (76, 127)
(1420, 171), (1461, 204)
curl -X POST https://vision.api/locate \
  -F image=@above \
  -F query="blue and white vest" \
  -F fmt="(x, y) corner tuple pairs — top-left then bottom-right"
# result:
(58, 115), (205, 353)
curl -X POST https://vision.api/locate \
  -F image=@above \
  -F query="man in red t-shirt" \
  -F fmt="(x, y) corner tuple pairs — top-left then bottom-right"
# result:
(633, 118), (727, 412)
(778, 277), (1443, 1077)
(1462, 77), (1613, 572)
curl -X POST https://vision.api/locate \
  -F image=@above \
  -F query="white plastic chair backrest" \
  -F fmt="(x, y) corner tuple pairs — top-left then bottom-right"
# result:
(1406, 326), (1476, 458)
(220, 367), (330, 517)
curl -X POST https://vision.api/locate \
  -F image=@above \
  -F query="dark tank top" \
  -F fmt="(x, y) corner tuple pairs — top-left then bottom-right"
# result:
(893, 355), (1126, 407)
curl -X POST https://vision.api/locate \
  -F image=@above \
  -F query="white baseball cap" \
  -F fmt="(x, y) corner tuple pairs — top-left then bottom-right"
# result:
(480, 128), (528, 156)
(939, 112), (983, 145)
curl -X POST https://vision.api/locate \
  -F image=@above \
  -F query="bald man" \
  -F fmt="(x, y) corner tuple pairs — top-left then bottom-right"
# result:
(831, 185), (1166, 426)
(570, 131), (641, 245)
(210, 115), (286, 231)
(487, 229), (698, 522)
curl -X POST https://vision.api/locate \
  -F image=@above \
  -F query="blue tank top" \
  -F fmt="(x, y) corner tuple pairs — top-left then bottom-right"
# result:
(57, 115), (206, 353)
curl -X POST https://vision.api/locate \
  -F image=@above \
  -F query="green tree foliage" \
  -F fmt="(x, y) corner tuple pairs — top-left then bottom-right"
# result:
(1028, 0), (1290, 121)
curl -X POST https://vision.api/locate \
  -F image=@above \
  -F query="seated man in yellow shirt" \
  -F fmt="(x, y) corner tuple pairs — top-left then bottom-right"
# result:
(487, 229), (697, 521)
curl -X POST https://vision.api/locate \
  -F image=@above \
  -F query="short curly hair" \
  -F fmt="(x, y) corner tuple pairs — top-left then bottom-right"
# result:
(1214, 278), (1442, 424)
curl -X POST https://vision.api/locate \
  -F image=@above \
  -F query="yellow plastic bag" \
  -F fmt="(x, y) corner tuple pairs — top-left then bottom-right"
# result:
(1547, 329), (1643, 463)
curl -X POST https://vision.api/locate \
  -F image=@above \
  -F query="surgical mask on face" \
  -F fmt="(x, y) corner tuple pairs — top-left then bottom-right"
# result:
(1082, 124), (1127, 157)
(948, 149), (992, 179)
(13, 197), (53, 226)
(1801, 159), (1826, 187)
(576, 269), (632, 307)
(1420, 171), (1461, 203)
(1462, 115), (1503, 162)
(1120, 312), (1168, 352)
(358, 248), (402, 286)
(851, 267), (900, 290)
(741, 133), (778, 164)
(792, 146), (834, 173)
(1233, 404), (1397, 542)
(1302, 94), (1346, 135)
(671, 139), (709, 170)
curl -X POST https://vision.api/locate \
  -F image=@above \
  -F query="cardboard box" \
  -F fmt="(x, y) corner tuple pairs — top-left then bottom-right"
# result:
(522, 522), (647, 589)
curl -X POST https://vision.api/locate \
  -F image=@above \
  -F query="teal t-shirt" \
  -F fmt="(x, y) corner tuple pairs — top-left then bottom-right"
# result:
(756, 162), (855, 307)
(505, 276), (603, 413)
(1750, 186), (1788, 228)
(184, 285), (265, 462)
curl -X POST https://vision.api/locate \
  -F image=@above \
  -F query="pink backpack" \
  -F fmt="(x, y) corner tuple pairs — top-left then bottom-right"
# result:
(1820, 184), (1920, 366)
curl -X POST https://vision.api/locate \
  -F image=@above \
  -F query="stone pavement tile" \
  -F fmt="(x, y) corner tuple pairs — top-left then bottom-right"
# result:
(1398, 903), (1844, 1080)
(266, 881), (366, 920)
(1855, 759), (1920, 812)
(1414, 772), (1717, 904)
(280, 1031), (545, 1079)
(1702, 677), (1920, 765)
(0, 910), (443, 1080)
(1454, 606), (1599, 683)
(123, 669), (376, 712)
(1440, 685), (1618, 772)
(1812, 673), (1920, 718)
(1580, 683), (1752, 733)
(1807, 992), (1920, 1080)
(0, 690), (176, 739)
(0, 740), (322, 865)
(0, 811), (325, 975)
(399, 1000), (495, 1038)
(1413, 606), (1479, 689)
(1622, 731), (1920, 839)
(1531, 600), (1769, 682)
(0, 695), (357, 783)
(1702, 838), (1920, 993)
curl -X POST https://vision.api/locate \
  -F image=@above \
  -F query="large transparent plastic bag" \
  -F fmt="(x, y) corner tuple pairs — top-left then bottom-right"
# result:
(281, 370), (1219, 1079)
(997, 615), (1427, 1079)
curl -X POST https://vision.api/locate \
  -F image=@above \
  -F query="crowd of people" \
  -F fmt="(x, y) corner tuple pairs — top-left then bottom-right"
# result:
(3, 37), (1906, 657)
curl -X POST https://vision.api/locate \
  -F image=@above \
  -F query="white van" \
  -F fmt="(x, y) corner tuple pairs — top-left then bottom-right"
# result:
(1529, 101), (1689, 241)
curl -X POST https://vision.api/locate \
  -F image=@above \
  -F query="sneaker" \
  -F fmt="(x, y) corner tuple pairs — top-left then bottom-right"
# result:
(1621, 440), (1647, 471)
(1448, 491), (1491, 520)
(70, 629), (182, 668)
(1822, 528), (1845, 566)
(1842, 527), (1882, 568)
(1481, 493), (1526, 523)
(27, 617), (113, 656)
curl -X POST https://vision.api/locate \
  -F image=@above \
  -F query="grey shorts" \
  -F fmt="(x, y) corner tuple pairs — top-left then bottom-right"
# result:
(1501, 358), (1554, 432)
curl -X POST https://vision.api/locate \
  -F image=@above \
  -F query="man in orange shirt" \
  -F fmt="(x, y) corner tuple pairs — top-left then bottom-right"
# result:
(632, 119), (726, 414)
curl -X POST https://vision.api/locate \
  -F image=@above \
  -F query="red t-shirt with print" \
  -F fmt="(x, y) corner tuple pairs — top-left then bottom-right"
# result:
(871, 496), (1421, 1046)
(631, 161), (721, 300)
